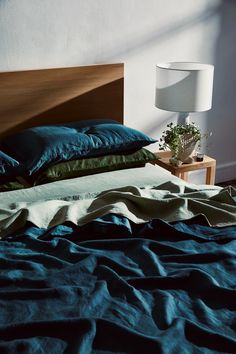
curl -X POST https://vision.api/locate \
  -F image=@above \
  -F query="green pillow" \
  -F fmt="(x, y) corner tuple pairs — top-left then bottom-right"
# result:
(0, 180), (26, 192)
(35, 148), (157, 185)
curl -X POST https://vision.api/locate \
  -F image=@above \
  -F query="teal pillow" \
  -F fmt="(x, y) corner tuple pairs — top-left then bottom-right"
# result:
(34, 148), (157, 185)
(0, 150), (21, 176)
(2, 120), (157, 176)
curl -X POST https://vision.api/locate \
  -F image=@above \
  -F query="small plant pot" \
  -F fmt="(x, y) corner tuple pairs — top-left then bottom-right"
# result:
(159, 122), (206, 167)
(170, 133), (198, 166)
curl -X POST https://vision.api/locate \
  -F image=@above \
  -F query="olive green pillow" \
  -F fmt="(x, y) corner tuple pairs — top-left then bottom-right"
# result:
(35, 148), (157, 185)
(0, 179), (26, 192)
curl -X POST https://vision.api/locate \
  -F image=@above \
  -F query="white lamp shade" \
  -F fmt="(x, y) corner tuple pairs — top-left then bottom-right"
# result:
(155, 62), (214, 112)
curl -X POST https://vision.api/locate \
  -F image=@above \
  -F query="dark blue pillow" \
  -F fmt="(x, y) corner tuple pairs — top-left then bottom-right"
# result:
(2, 119), (156, 175)
(0, 150), (21, 176)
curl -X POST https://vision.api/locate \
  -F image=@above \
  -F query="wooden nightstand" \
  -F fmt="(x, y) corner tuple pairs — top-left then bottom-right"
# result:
(153, 151), (216, 185)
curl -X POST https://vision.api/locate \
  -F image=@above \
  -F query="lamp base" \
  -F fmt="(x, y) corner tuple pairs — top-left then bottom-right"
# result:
(177, 112), (190, 125)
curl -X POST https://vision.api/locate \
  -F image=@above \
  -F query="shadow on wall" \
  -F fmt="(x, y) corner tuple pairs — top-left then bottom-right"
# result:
(105, 2), (221, 61)
(113, 2), (222, 143)
(144, 113), (176, 138)
(206, 0), (236, 182)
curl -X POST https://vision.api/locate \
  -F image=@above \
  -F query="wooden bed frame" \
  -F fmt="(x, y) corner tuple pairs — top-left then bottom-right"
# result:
(0, 63), (124, 138)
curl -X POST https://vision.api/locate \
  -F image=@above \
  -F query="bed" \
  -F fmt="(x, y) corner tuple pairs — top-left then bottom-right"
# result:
(0, 63), (236, 354)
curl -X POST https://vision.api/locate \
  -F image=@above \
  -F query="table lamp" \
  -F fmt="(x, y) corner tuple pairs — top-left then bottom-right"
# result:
(155, 62), (214, 124)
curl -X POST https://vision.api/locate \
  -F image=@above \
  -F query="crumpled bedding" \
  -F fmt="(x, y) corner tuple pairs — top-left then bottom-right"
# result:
(1, 177), (236, 354)
(0, 181), (236, 238)
(0, 215), (236, 353)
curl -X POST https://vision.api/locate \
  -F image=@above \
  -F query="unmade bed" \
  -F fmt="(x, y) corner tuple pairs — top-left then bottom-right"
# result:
(0, 64), (236, 354)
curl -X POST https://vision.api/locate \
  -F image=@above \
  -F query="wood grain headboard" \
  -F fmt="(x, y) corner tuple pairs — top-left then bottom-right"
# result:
(0, 63), (124, 138)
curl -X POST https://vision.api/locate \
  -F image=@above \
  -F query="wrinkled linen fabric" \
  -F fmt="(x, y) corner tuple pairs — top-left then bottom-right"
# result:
(0, 182), (236, 238)
(0, 216), (236, 353)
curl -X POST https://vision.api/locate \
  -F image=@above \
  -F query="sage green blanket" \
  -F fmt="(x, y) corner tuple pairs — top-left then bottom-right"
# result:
(0, 181), (236, 238)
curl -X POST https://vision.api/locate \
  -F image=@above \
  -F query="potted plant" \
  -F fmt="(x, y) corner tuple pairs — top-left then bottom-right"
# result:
(159, 122), (203, 166)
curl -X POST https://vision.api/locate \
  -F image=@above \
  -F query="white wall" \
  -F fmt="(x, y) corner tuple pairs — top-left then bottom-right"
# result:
(0, 0), (235, 183)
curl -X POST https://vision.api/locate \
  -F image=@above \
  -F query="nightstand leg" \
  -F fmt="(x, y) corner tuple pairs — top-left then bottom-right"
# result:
(173, 171), (181, 178)
(173, 171), (188, 181)
(206, 165), (216, 185)
(181, 172), (188, 181)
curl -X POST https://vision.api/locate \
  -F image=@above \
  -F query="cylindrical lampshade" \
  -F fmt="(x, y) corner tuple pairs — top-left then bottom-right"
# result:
(155, 62), (214, 112)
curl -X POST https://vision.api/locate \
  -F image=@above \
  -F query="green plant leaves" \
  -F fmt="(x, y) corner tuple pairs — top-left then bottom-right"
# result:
(159, 122), (202, 156)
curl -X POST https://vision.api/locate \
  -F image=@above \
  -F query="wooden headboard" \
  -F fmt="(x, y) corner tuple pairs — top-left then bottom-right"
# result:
(0, 63), (124, 138)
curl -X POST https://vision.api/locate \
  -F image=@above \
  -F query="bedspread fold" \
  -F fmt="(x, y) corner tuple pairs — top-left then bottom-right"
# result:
(0, 181), (236, 238)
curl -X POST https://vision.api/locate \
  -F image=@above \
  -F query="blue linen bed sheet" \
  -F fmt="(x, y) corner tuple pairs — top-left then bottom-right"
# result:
(1, 215), (236, 354)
